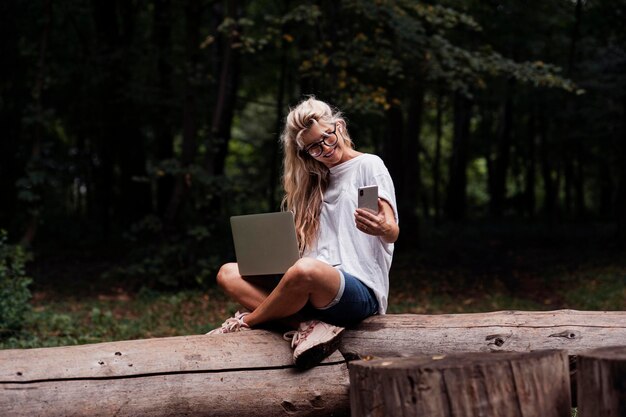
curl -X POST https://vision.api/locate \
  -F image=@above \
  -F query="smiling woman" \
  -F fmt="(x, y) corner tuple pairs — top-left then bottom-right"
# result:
(301, 121), (339, 158)
(207, 97), (399, 369)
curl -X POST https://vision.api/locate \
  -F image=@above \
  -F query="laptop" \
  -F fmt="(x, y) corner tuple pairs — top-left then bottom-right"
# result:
(230, 212), (300, 276)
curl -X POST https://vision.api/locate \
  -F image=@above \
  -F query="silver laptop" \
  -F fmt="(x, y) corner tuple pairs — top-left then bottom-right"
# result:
(230, 212), (300, 276)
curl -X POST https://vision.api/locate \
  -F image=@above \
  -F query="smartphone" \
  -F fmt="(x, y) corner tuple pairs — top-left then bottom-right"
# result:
(358, 185), (378, 214)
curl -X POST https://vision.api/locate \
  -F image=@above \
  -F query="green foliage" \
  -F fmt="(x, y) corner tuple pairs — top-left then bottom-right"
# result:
(103, 214), (226, 289)
(3, 223), (623, 350)
(562, 269), (626, 311)
(0, 231), (33, 337)
(2, 0), (626, 298)
(0, 289), (229, 350)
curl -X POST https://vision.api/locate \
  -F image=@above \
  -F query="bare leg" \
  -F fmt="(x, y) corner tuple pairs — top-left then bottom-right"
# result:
(215, 258), (341, 329)
(243, 258), (341, 327)
(215, 262), (305, 328)
(215, 263), (274, 311)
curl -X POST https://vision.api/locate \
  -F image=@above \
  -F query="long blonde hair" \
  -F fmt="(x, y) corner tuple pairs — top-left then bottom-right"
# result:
(281, 97), (354, 254)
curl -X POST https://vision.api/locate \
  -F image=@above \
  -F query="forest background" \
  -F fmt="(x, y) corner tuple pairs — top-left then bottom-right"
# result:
(1, 0), (625, 348)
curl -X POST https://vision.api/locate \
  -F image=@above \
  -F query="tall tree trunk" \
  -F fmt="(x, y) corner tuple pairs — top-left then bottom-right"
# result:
(445, 92), (472, 222)
(568, 0), (585, 218)
(165, 0), (202, 225)
(564, 154), (574, 216)
(539, 107), (557, 220)
(154, 0), (175, 217)
(206, 0), (241, 215)
(116, 2), (150, 226)
(20, 0), (52, 246)
(93, 1), (149, 229)
(599, 161), (612, 219)
(525, 104), (537, 217)
(0, 1), (26, 233)
(267, 0), (291, 210)
(383, 98), (404, 214)
(400, 82), (425, 244)
(489, 80), (514, 218)
(616, 95), (626, 243)
(433, 88), (444, 224)
(268, 15), (289, 211)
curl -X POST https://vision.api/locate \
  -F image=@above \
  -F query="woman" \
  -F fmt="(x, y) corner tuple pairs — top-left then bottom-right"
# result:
(208, 97), (399, 369)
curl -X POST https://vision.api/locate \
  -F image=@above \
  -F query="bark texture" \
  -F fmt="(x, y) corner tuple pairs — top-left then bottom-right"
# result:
(349, 350), (571, 417)
(1, 310), (624, 416)
(577, 345), (626, 417)
(0, 331), (349, 417)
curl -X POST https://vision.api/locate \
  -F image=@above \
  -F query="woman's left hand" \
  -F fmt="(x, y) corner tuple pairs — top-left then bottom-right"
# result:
(354, 198), (398, 243)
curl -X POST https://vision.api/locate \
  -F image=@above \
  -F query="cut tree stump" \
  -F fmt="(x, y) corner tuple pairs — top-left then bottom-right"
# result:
(349, 350), (572, 417)
(577, 345), (626, 417)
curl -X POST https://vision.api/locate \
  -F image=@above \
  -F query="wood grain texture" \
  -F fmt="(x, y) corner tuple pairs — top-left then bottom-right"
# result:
(340, 310), (626, 359)
(1, 330), (349, 417)
(577, 345), (626, 417)
(349, 350), (572, 417)
(2, 330), (302, 382)
(1, 310), (624, 416)
(2, 362), (349, 417)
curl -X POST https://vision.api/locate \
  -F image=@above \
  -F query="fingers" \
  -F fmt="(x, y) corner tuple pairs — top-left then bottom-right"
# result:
(355, 206), (386, 235)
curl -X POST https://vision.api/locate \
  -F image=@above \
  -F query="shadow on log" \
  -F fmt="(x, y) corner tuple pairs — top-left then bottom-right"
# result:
(1, 310), (624, 416)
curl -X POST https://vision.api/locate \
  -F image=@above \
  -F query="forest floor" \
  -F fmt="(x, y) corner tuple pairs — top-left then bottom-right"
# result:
(2, 221), (625, 349)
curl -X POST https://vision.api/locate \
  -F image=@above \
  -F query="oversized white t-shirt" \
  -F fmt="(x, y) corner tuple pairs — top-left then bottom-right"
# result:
(303, 153), (398, 314)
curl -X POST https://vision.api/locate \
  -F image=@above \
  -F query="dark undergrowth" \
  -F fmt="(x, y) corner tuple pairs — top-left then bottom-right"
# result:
(1, 221), (624, 350)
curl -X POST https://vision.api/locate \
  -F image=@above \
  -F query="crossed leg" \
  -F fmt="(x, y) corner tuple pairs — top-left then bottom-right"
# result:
(216, 257), (342, 328)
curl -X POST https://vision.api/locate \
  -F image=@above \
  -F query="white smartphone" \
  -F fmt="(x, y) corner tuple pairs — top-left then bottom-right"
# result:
(358, 185), (378, 214)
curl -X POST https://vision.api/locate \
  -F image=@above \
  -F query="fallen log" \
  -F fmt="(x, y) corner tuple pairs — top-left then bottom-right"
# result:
(0, 331), (349, 417)
(340, 310), (626, 359)
(1, 310), (624, 416)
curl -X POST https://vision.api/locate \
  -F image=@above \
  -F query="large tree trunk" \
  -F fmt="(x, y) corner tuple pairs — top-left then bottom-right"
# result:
(539, 107), (559, 220)
(0, 332), (349, 417)
(400, 81), (425, 244)
(433, 88), (444, 223)
(445, 92), (472, 221)
(268, 7), (289, 211)
(340, 310), (626, 359)
(153, 0), (175, 217)
(19, 0), (52, 246)
(92, 0), (147, 235)
(1, 310), (623, 417)
(0, 1), (27, 232)
(205, 0), (241, 215)
(164, 1), (202, 224)
(525, 102), (537, 217)
(383, 97), (404, 203)
(570, 0), (586, 219)
(617, 94), (626, 243)
(115, 2), (150, 225)
(488, 80), (514, 218)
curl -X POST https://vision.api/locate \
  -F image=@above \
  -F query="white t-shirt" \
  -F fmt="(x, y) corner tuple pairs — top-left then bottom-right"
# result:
(303, 153), (398, 314)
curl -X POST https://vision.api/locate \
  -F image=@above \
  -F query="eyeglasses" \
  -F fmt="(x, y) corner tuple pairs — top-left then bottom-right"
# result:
(303, 123), (339, 157)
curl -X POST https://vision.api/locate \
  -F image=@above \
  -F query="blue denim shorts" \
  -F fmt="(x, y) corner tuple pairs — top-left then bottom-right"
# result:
(310, 270), (379, 327)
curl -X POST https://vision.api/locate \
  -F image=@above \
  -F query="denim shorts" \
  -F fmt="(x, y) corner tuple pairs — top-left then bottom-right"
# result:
(310, 270), (379, 327)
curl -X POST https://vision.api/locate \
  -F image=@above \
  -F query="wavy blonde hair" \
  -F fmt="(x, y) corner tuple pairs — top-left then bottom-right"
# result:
(281, 97), (354, 254)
